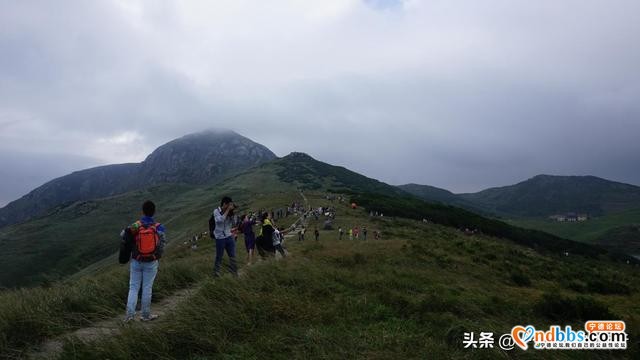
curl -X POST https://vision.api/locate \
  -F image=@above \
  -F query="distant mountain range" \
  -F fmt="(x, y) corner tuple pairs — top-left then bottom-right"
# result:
(5, 129), (638, 230)
(2, 129), (640, 287)
(400, 175), (640, 218)
(0, 130), (276, 228)
(5, 140), (634, 287)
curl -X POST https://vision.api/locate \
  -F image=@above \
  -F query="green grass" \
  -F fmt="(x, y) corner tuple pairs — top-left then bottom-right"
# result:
(1, 157), (639, 358)
(0, 193), (638, 358)
(0, 164), (302, 288)
(0, 183), (305, 357)
(32, 194), (640, 359)
(0, 251), (210, 357)
(0, 183), (201, 287)
(348, 192), (639, 265)
(507, 209), (640, 250)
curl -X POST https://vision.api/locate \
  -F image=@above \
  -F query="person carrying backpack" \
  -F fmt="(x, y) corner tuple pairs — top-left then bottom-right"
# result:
(257, 213), (276, 259)
(121, 200), (166, 322)
(212, 196), (238, 277)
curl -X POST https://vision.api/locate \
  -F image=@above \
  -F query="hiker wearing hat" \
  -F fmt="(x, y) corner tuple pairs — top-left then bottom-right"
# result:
(213, 196), (238, 277)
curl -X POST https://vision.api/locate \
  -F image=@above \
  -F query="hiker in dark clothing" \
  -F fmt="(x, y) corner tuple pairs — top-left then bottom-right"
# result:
(257, 213), (276, 259)
(314, 228), (320, 241)
(363, 227), (367, 241)
(240, 214), (257, 265)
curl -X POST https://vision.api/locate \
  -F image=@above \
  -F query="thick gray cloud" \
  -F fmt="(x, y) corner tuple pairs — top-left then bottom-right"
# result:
(1, 0), (639, 205)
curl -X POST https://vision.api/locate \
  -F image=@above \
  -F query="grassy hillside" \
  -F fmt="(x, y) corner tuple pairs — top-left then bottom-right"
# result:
(0, 183), (198, 287)
(508, 209), (640, 254)
(4, 153), (637, 289)
(272, 152), (407, 196)
(398, 183), (484, 212)
(1, 151), (638, 358)
(0, 162), (299, 288)
(349, 192), (640, 265)
(404, 176), (640, 256)
(595, 225), (640, 258)
(1, 193), (636, 359)
(458, 175), (640, 218)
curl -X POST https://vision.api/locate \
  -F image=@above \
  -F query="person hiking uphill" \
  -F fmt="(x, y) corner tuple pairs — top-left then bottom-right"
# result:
(213, 196), (238, 277)
(121, 200), (166, 322)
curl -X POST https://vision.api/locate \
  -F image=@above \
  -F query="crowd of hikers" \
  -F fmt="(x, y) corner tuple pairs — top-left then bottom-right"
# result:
(118, 194), (384, 322)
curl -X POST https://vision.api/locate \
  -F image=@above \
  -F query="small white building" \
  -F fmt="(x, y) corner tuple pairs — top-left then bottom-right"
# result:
(550, 215), (566, 222)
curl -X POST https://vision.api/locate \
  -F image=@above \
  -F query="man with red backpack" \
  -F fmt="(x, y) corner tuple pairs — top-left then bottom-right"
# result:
(122, 200), (166, 322)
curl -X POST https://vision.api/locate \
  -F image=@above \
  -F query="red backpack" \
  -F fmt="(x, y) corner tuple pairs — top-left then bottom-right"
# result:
(133, 221), (160, 262)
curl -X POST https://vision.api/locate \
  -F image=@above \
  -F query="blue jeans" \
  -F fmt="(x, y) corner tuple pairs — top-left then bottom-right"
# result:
(214, 236), (238, 275)
(126, 259), (158, 317)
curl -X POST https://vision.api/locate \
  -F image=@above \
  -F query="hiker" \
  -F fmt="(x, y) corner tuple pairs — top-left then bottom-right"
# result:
(301, 227), (306, 241)
(213, 196), (238, 277)
(362, 227), (367, 241)
(338, 227), (344, 240)
(257, 213), (276, 259)
(122, 200), (166, 322)
(273, 226), (287, 257)
(354, 226), (360, 239)
(314, 227), (320, 241)
(348, 228), (353, 240)
(191, 234), (198, 250)
(240, 214), (257, 265)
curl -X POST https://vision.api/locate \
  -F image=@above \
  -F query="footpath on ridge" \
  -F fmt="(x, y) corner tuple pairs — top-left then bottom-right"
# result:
(28, 191), (311, 360)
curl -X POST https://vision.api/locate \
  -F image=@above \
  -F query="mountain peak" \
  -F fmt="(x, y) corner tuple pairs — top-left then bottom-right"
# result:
(0, 130), (277, 228)
(140, 130), (277, 184)
(283, 152), (316, 160)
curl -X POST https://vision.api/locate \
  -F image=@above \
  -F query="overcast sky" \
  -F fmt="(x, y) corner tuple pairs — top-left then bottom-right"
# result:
(1, 0), (640, 206)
